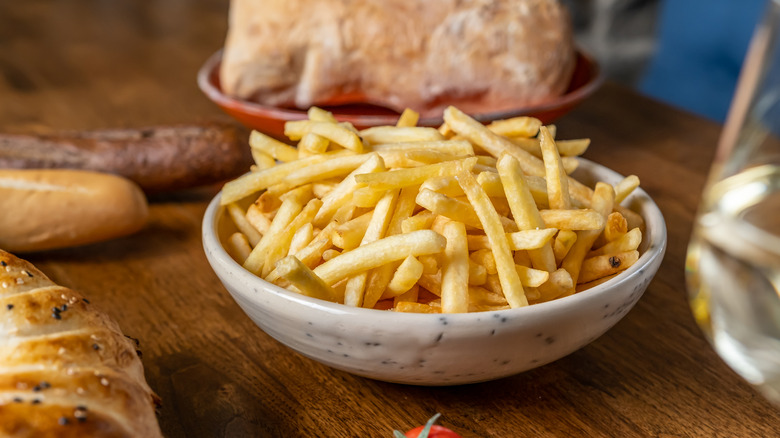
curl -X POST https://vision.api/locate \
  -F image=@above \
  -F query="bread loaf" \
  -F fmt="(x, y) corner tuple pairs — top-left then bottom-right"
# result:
(0, 249), (162, 437)
(220, 0), (576, 117)
(0, 170), (148, 253)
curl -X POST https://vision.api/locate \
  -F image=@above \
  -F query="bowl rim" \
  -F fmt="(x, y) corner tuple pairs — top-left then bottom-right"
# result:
(196, 48), (605, 126)
(202, 157), (667, 322)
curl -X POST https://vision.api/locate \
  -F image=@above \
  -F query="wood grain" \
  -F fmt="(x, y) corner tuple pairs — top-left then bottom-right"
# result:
(2, 1), (779, 437)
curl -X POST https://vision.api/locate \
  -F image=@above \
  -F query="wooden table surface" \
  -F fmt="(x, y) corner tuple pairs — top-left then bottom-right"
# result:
(3, 1), (779, 437)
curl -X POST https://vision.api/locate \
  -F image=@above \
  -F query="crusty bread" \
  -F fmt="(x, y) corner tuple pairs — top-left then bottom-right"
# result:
(220, 0), (576, 117)
(0, 249), (162, 437)
(0, 170), (148, 253)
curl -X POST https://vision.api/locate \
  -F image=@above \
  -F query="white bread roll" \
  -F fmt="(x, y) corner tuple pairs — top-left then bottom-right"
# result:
(0, 170), (148, 253)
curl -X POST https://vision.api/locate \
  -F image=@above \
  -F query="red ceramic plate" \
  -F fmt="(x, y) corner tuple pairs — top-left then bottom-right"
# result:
(197, 49), (602, 139)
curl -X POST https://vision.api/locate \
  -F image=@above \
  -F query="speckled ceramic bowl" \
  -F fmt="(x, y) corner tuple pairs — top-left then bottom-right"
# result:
(202, 158), (666, 386)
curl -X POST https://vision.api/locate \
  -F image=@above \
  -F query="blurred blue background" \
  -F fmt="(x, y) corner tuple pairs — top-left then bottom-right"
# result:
(639, 0), (765, 122)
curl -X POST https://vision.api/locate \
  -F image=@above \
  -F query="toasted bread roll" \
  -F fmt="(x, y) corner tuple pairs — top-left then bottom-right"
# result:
(0, 169), (148, 253)
(0, 249), (162, 437)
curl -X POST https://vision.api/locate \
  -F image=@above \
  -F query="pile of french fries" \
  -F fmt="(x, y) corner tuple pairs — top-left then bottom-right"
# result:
(220, 106), (644, 313)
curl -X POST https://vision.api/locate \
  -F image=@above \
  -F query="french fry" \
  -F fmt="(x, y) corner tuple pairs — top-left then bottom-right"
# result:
(307, 106), (338, 123)
(561, 182), (615, 285)
(351, 186), (386, 208)
(322, 249), (341, 261)
(487, 116), (542, 138)
(539, 126), (571, 210)
(299, 132), (330, 155)
(227, 232), (253, 264)
(576, 273), (619, 292)
(589, 228), (642, 257)
(245, 204), (272, 234)
(369, 140), (474, 156)
(396, 108), (420, 127)
(614, 175), (640, 204)
(457, 168), (528, 308)
(359, 126), (444, 145)
(249, 130), (299, 162)
(355, 157), (477, 190)
(604, 211), (629, 242)
(314, 153), (385, 227)
(394, 284), (420, 306)
(343, 190), (399, 307)
(506, 138), (590, 159)
(362, 186), (420, 308)
(387, 255), (425, 296)
(221, 150), (353, 205)
(578, 250), (639, 284)
(331, 211), (373, 250)
(276, 256), (341, 302)
(261, 198), (323, 276)
(515, 265), (550, 288)
(539, 209), (606, 230)
(285, 120), (363, 152)
(313, 230), (445, 286)
(226, 203), (262, 246)
(440, 221), (469, 313)
(468, 259), (487, 285)
(418, 254), (439, 275)
(401, 211), (436, 233)
(284, 153), (373, 188)
(394, 302), (439, 313)
(553, 229), (578, 265)
(243, 195), (305, 275)
(470, 249), (497, 275)
(251, 149), (277, 170)
(417, 189), (482, 229)
(506, 229), (558, 250)
(288, 223), (314, 256)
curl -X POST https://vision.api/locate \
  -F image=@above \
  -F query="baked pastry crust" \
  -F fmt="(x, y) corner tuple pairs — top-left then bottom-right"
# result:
(220, 0), (575, 117)
(0, 250), (162, 437)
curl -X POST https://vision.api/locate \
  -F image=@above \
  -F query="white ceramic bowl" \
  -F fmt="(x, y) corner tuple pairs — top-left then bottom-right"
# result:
(202, 158), (666, 386)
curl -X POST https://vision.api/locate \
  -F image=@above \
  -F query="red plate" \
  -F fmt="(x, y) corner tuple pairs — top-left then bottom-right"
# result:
(197, 49), (602, 139)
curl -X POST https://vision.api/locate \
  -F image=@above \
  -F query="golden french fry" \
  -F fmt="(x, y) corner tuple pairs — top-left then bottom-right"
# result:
(299, 132), (330, 155)
(578, 250), (639, 284)
(359, 126), (444, 145)
(288, 223), (314, 256)
(604, 211), (629, 242)
(362, 186), (419, 308)
(276, 256), (341, 302)
(355, 157), (477, 190)
(418, 254), (439, 275)
(396, 108), (420, 127)
(394, 284), (420, 306)
(561, 182), (615, 285)
(285, 120), (363, 152)
(331, 211), (373, 250)
(515, 265), (550, 288)
(284, 153), (373, 188)
(221, 150), (353, 205)
(401, 211), (436, 233)
(457, 168), (528, 308)
(243, 195), (305, 275)
(417, 189), (482, 229)
(614, 175), (640, 204)
(226, 203), (262, 246)
(369, 140), (474, 156)
(262, 198), (323, 276)
(245, 204), (272, 234)
(394, 302), (440, 313)
(576, 273), (620, 292)
(227, 232), (253, 264)
(322, 249), (341, 261)
(487, 116), (542, 138)
(470, 249), (497, 275)
(497, 154), (556, 272)
(539, 209), (606, 230)
(351, 186), (386, 208)
(308, 106), (338, 123)
(312, 230), (445, 286)
(539, 126), (571, 210)
(249, 130), (298, 162)
(468, 259), (487, 285)
(251, 148), (277, 170)
(506, 229), (558, 250)
(589, 227), (642, 257)
(314, 153), (385, 227)
(441, 221), (469, 313)
(553, 229), (578, 265)
(418, 272), (442, 296)
(387, 255), (425, 296)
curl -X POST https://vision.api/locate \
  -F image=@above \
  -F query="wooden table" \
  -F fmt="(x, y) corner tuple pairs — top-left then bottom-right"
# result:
(2, 2), (779, 437)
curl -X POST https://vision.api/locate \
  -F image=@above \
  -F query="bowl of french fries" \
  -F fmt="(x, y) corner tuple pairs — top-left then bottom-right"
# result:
(202, 106), (666, 385)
